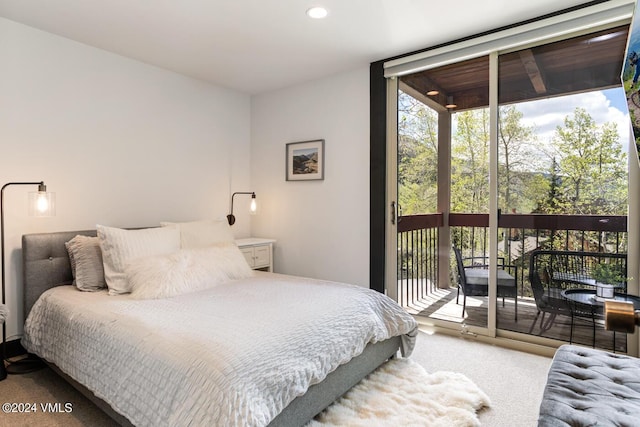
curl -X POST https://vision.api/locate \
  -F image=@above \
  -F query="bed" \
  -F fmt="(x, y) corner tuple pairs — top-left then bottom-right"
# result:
(20, 224), (418, 427)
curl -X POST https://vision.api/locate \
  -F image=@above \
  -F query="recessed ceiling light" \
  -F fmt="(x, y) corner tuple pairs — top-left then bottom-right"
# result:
(307, 7), (329, 19)
(426, 90), (439, 96)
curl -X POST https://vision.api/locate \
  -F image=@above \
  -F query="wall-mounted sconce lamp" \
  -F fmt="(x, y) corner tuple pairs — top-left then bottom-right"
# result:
(605, 300), (640, 333)
(1, 181), (55, 380)
(226, 192), (257, 226)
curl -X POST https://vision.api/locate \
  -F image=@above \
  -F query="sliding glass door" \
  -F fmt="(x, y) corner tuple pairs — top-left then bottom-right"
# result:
(384, 2), (635, 351)
(495, 27), (630, 350)
(391, 55), (495, 333)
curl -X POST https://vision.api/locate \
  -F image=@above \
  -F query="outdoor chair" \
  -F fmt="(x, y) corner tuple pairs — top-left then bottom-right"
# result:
(453, 246), (518, 320)
(528, 262), (572, 334)
(562, 288), (607, 347)
(528, 249), (627, 347)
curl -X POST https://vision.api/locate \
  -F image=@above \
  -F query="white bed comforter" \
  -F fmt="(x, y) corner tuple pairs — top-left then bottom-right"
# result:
(22, 272), (417, 427)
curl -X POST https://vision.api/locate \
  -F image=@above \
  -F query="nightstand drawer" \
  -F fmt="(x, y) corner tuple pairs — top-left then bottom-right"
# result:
(254, 246), (270, 267)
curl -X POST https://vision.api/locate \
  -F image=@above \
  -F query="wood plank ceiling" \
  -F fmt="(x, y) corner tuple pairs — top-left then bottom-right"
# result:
(400, 26), (629, 111)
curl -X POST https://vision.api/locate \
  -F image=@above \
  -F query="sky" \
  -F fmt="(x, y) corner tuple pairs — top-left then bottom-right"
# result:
(292, 148), (318, 157)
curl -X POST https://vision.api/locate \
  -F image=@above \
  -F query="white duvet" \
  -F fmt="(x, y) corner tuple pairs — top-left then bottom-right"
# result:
(22, 272), (417, 427)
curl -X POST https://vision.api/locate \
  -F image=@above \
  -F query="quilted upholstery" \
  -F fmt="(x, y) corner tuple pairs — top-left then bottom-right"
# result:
(538, 344), (640, 426)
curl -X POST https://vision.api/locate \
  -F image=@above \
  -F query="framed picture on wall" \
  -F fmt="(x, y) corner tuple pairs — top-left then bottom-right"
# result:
(286, 139), (325, 181)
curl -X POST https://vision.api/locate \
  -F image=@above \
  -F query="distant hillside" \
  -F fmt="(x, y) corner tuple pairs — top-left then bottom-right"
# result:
(292, 153), (318, 174)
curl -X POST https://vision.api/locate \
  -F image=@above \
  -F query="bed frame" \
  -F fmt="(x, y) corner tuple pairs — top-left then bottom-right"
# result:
(22, 230), (401, 427)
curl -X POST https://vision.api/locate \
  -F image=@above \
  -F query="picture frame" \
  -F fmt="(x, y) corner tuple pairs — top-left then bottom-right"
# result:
(286, 139), (325, 181)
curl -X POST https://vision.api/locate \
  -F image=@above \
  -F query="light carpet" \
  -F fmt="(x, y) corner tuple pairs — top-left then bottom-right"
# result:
(308, 358), (491, 427)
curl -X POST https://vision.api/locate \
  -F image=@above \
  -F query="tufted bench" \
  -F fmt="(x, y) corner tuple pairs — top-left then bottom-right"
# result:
(538, 344), (640, 426)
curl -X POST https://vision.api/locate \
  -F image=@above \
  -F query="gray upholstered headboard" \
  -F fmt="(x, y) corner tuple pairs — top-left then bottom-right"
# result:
(22, 230), (96, 318)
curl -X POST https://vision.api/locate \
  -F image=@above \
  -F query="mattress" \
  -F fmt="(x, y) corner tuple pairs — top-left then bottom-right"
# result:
(22, 272), (417, 427)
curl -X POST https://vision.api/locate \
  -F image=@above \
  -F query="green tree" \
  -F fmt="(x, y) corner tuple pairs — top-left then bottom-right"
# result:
(399, 97), (627, 219)
(498, 105), (541, 213)
(551, 107), (626, 215)
(535, 158), (567, 214)
(451, 109), (490, 213)
(398, 92), (438, 214)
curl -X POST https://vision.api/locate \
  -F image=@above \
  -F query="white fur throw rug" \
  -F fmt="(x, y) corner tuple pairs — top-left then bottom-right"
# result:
(307, 358), (491, 427)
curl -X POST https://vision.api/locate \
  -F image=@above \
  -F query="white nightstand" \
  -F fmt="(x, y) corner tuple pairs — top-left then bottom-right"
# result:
(235, 238), (276, 272)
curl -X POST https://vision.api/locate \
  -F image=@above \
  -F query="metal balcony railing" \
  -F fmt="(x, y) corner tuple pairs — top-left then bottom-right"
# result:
(398, 213), (628, 307)
(397, 213), (442, 308)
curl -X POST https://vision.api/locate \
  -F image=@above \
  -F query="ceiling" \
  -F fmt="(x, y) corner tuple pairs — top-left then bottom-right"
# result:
(401, 26), (629, 111)
(0, 0), (593, 95)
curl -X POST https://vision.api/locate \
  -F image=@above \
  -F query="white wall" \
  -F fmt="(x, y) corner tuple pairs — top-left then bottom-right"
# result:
(250, 68), (370, 287)
(0, 18), (251, 339)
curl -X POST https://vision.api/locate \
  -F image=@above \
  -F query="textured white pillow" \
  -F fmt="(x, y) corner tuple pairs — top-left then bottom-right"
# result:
(97, 225), (181, 295)
(159, 219), (235, 248)
(65, 235), (106, 291)
(127, 243), (253, 299)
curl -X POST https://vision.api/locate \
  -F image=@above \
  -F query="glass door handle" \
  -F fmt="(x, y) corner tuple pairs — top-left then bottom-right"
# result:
(391, 201), (396, 225)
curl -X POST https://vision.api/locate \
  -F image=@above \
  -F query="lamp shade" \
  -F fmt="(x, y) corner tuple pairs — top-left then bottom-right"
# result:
(250, 194), (257, 214)
(28, 189), (55, 217)
(605, 300), (640, 333)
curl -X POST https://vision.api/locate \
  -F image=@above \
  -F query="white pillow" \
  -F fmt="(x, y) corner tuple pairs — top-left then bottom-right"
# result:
(97, 225), (181, 295)
(159, 219), (235, 248)
(65, 235), (106, 291)
(127, 243), (253, 299)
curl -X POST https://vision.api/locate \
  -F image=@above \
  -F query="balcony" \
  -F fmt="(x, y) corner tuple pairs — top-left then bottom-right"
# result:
(397, 212), (628, 352)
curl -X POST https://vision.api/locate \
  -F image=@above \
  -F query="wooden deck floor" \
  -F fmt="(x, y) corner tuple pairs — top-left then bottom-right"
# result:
(404, 286), (627, 352)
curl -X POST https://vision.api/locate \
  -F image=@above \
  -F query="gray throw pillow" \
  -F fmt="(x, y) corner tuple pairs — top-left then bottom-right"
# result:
(65, 235), (106, 291)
